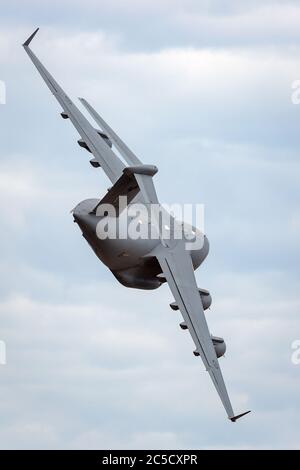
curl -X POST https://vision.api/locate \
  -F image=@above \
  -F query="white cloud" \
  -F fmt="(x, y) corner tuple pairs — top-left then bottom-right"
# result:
(0, 266), (299, 449)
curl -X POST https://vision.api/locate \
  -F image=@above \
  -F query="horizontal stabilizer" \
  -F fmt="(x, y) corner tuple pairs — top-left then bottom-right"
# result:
(90, 171), (139, 215)
(91, 163), (158, 215)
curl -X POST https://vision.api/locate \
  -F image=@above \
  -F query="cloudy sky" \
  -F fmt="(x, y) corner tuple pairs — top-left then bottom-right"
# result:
(1, 0), (300, 449)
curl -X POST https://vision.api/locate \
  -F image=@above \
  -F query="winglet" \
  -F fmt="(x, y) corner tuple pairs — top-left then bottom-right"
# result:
(23, 28), (39, 47)
(230, 410), (251, 422)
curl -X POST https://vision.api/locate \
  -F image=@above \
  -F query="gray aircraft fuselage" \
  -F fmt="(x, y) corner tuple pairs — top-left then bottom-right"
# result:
(73, 198), (209, 290)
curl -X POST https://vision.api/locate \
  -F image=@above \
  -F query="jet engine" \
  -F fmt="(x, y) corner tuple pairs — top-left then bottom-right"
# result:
(212, 336), (226, 358)
(77, 129), (112, 152)
(199, 288), (212, 310)
(169, 287), (212, 312)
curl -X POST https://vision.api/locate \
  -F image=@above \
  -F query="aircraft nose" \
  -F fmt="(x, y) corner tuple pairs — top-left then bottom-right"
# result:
(73, 211), (84, 223)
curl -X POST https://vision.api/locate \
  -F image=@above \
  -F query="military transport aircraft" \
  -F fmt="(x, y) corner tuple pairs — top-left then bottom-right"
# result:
(23, 28), (250, 422)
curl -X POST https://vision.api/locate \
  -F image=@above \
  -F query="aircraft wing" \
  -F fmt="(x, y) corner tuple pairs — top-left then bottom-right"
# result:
(23, 28), (125, 183)
(154, 242), (249, 421)
(79, 98), (142, 166)
(78, 98), (155, 207)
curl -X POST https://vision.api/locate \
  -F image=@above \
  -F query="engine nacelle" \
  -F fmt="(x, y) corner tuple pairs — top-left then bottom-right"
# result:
(77, 130), (112, 153)
(199, 288), (212, 310)
(212, 336), (226, 358)
(169, 288), (212, 312)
